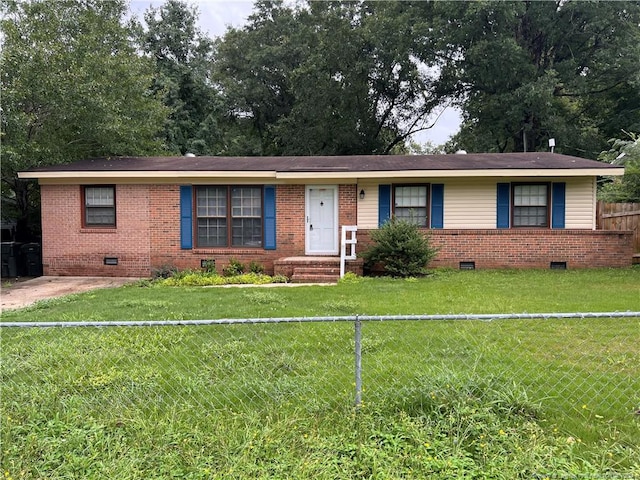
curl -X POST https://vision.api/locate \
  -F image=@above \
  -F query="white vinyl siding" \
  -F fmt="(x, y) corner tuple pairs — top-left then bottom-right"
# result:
(357, 181), (380, 228)
(356, 177), (597, 230)
(443, 178), (496, 228)
(564, 177), (596, 229)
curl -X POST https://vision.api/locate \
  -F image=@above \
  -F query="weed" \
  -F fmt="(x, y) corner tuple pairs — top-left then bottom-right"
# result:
(223, 258), (245, 276)
(152, 264), (178, 279)
(338, 272), (362, 284)
(243, 290), (282, 305)
(248, 261), (265, 274)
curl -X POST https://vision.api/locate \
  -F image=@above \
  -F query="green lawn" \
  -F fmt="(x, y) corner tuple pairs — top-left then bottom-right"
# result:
(1, 268), (639, 478)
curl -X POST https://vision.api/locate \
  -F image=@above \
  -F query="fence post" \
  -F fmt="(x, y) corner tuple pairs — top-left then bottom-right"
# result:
(354, 315), (362, 408)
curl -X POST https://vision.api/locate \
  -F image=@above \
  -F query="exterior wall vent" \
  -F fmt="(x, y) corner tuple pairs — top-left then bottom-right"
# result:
(550, 261), (567, 270)
(104, 257), (118, 266)
(201, 259), (215, 270)
(459, 261), (475, 270)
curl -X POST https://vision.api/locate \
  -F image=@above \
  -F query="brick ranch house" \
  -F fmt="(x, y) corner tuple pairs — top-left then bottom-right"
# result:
(19, 152), (633, 280)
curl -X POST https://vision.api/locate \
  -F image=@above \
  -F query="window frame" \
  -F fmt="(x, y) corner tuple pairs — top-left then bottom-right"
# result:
(82, 185), (116, 228)
(511, 182), (551, 228)
(195, 185), (264, 248)
(392, 183), (430, 228)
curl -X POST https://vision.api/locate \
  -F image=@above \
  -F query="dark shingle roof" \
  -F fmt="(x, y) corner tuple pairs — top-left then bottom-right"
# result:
(24, 152), (619, 173)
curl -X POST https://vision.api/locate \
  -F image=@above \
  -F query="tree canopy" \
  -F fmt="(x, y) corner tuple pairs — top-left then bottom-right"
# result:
(598, 131), (640, 202)
(422, 1), (640, 157)
(137, 0), (221, 155)
(213, 0), (442, 155)
(2, 0), (640, 241)
(1, 0), (168, 239)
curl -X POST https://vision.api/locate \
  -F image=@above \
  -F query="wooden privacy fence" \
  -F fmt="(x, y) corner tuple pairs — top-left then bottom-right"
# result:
(596, 201), (640, 254)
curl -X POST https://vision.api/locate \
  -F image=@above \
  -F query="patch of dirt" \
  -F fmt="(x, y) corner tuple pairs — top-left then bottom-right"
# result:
(1, 276), (140, 311)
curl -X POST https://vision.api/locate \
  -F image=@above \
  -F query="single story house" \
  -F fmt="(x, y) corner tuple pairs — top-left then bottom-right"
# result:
(19, 152), (633, 280)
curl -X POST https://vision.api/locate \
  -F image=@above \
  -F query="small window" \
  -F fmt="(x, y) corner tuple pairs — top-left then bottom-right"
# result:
(512, 184), (548, 227)
(84, 186), (115, 227)
(394, 185), (428, 227)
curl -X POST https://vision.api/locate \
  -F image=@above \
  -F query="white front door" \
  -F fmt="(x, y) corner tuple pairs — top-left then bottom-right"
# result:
(306, 185), (338, 255)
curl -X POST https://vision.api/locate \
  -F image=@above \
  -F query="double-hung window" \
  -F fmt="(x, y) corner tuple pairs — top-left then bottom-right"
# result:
(512, 184), (549, 227)
(83, 186), (116, 227)
(394, 185), (428, 227)
(196, 186), (262, 247)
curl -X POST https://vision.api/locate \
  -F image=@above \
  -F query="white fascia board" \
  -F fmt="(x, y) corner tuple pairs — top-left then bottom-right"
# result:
(276, 168), (625, 179)
(19, 167), (625, 181)
(18, 170), (278, 180)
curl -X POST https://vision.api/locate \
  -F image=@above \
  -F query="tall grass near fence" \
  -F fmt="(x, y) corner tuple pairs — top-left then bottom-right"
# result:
(2, 318), (639, 478)
(1, 269), (639, 478)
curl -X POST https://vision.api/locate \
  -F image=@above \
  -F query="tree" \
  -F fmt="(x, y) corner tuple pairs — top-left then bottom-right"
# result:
(213, 0), (442, 156)
(1, 0), (168, 241)
(598, 132), (640, 202)
(137, 0), (222, 155)
(420, 1), (640, 157)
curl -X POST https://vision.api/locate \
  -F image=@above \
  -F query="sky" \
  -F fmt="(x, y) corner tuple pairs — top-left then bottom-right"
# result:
(129, 0), (461, 146)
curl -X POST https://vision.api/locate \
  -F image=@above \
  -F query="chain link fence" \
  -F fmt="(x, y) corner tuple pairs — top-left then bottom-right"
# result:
(3, 313), (639, 414)
(2, 313), (639, 476)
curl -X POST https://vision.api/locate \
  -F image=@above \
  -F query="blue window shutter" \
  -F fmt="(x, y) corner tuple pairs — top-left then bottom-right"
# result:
(378, 185), (391, 227)
(263, 185), (276, 250)
(180, 186), (193, 249)
(551, 182), (566, 229)
(496, 183), (510, 229)
(431, 184), (444, 229)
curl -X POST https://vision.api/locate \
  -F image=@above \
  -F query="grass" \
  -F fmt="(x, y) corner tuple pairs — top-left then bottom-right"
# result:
(1, 268), (639, 478)
(2, 267), (640, 321)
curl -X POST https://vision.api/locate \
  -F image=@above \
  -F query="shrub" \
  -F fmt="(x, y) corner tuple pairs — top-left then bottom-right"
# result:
(151, 264), (178, 279)
(248, 261), (265, 274)
(222, 258), (245, 277)
(362, 217), (439, 277)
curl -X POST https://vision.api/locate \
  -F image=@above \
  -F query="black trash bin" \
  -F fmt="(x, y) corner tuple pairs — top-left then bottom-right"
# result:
(1, 242), (24, 278)
(21, 243), (43, 277)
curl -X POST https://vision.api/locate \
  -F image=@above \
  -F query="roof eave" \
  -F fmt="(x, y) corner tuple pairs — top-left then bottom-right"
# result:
(276, 168), (625, 179)
(18, 167), (625, 181)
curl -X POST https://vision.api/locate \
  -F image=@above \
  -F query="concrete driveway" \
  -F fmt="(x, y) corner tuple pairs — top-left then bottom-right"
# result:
(1, 276), (139, 311)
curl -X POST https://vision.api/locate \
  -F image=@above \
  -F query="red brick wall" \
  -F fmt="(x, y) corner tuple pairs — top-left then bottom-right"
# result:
(40, 184), (151, 276)
(41, 183), (358, 277)
(339, 184), (358, 226)
(41, 183), (632, 277)
(358, 229), (635, 269)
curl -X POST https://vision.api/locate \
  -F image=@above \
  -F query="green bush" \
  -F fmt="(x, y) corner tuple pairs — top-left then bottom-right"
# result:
(222, 258), (245, 276)
(248, 261), (265, 274)
(363, 217), (438, 277)
(151, 264), (178, 279)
